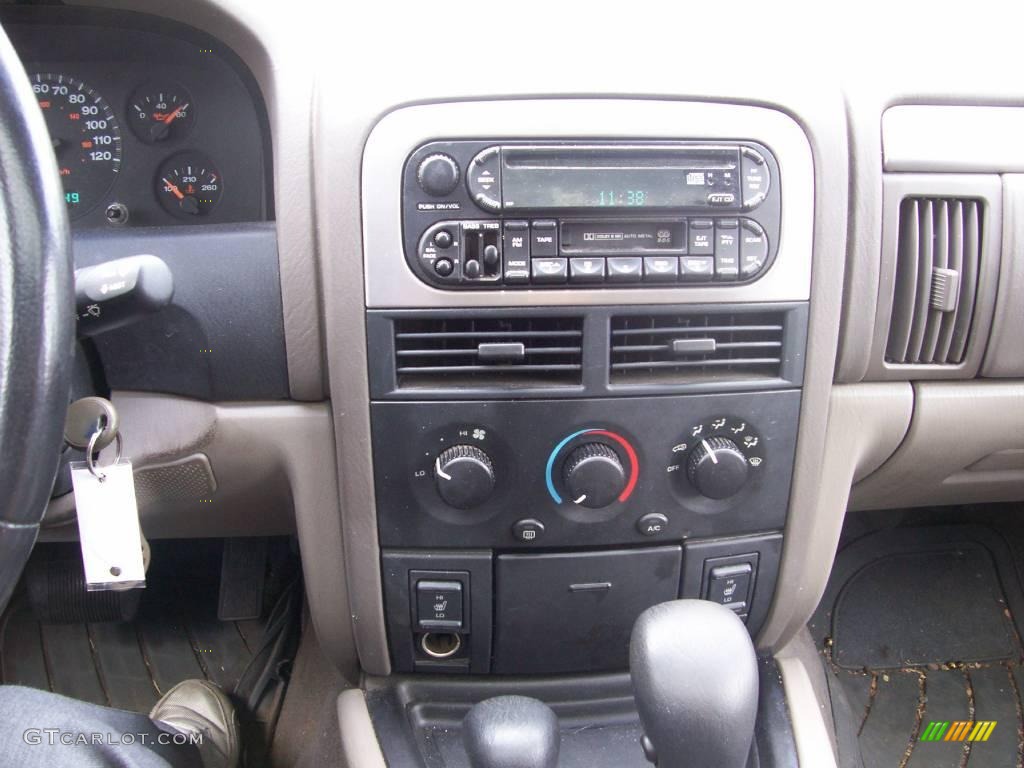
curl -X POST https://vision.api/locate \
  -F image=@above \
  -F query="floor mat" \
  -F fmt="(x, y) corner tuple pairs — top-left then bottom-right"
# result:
(809, 526), (1024, 768)
(0, 539), (300, 768)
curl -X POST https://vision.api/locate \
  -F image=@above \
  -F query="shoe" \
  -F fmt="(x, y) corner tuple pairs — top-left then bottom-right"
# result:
(150, 679), (240, 768)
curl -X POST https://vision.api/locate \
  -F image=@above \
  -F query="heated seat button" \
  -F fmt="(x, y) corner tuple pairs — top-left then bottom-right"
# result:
(705, 563), (752, 611)
(416, 580), (463, 630)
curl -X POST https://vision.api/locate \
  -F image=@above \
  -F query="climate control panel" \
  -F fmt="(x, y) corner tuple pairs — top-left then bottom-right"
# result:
(371, 391), (799, 550)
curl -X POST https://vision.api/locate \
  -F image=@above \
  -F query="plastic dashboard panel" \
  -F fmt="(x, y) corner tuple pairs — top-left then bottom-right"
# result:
(362, 99), (813, 308)
(0, 7), (287, 402)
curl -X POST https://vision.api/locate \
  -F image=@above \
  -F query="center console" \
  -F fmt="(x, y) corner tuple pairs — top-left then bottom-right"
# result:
(361, 99), (813, 681)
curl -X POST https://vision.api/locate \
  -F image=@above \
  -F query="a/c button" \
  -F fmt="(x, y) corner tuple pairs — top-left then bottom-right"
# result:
(637, 513), (669, 537)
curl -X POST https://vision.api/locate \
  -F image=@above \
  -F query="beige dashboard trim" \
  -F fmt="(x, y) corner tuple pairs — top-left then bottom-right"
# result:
(776, 630), (840, 768)
(758, 383), (913, 650)
(884, 105), (1024, 173)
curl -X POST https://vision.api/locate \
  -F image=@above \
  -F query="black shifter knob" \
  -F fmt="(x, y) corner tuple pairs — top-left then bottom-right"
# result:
(630, 600), (758, 768)
(462, 696), (560, 768)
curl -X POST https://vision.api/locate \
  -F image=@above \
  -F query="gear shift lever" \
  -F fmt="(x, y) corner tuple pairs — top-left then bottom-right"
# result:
(630, 600), (759, 768)
(462, 695), (560, 768)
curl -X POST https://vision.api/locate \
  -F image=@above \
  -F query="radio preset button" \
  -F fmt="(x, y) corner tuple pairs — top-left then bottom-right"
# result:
(530, 220), (558, 257)
(467, 146), (502, 211)
(740, 219), (770, 277)
(607, 257), (643, 282)
(569, 257), (605, 283)
(643, 256), (680, 282)
(531, 258), (568, 283)
(680, 256), (715, 282)
(741, 147), (770, 209)
(688, 219), (714, 255)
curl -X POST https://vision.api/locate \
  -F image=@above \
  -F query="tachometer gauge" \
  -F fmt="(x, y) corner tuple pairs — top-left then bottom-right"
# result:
(32, 73), (122, 219)
(128, 83), (195, 143)
(157, 152), (223, 217)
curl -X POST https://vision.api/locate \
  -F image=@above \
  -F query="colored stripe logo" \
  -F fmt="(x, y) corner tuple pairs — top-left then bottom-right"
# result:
(920, 721), (997, 742)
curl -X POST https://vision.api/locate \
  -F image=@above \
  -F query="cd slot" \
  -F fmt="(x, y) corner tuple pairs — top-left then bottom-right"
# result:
(560, 220), (686, 255)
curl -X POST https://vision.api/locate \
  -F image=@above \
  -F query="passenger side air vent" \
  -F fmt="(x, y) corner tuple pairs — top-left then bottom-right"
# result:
(609, 312), (786, 385)
(885, 197), (983, 365)
(394, 316), (584, 388)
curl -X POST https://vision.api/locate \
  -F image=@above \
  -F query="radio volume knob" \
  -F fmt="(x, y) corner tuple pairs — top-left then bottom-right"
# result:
(434, 444), (495, 509)
(563, 443), (627, 508)
(417, 154), (460, 197)
(687, 437), (749, 500)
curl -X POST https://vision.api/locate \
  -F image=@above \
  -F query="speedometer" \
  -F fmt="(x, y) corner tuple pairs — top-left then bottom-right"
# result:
(32, 73), (122, 219)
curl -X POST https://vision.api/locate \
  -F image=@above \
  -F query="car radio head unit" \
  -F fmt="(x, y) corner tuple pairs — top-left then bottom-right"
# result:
(401, 140), (781, 290)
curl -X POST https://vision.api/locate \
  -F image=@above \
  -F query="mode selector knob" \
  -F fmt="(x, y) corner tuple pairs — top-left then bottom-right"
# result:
(563, 443), (626, 508)
(434, 444), (495, 509)
(687, 436), (749, 500)
(417, 154), (460, 197)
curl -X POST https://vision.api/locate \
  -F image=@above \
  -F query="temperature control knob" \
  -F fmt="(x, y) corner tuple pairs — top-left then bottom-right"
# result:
(434, 445), (495, 509)
(687, 437), (749, 500)
(417, 154), (460, 197)
(563, 443), (626, 508)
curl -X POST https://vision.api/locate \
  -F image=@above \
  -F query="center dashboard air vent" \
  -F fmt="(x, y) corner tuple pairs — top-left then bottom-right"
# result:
(609, 311), (789, 385)
(393, 316), (584, 389)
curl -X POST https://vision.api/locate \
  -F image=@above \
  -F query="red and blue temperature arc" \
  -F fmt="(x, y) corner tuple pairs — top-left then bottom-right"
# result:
(545, 428), (639, 505)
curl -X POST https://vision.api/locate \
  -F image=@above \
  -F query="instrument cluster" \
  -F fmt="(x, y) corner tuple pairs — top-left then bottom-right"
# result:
(5, 9), (270, 228)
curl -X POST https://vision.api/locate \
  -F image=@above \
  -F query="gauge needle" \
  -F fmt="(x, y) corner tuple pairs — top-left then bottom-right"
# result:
(161, 103), (188, 125)
(162, 178), (185, 200)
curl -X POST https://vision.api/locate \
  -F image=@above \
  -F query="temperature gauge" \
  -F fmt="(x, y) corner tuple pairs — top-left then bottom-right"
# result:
(128, 83), (195, 143)
(157, 153), (223, 217)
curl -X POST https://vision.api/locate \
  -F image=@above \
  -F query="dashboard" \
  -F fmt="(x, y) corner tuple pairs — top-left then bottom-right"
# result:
(8, 4), (1024, 765)
(2, 6), (271, 228)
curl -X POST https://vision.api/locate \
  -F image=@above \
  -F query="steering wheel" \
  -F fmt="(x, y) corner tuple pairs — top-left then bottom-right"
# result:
(0, 24), (74, 614)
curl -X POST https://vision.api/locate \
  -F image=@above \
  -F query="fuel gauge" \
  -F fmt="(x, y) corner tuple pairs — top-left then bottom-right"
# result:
(157, 152), (223, 217)
(128, 83), (195, 143)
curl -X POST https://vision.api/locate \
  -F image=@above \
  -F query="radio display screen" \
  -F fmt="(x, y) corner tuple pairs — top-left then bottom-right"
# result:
(500, 145), (740, 209)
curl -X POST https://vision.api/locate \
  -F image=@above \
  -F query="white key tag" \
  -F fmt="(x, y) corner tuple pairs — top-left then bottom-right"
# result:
(70, 431), (146, 591)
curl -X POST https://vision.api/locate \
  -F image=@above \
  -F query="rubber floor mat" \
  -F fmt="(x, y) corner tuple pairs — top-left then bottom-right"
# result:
(809, 526), (1024, 768)
(0, 539), (297, 768)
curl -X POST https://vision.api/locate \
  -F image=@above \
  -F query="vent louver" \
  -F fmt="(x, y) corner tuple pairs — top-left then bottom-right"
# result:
(609, 312), (786, 384)
(394, 316), (584, 388)
(886, 197), (982, 365)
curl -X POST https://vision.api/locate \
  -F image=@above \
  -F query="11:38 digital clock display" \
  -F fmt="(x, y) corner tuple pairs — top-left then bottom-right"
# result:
(598, 190), (648, 206)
